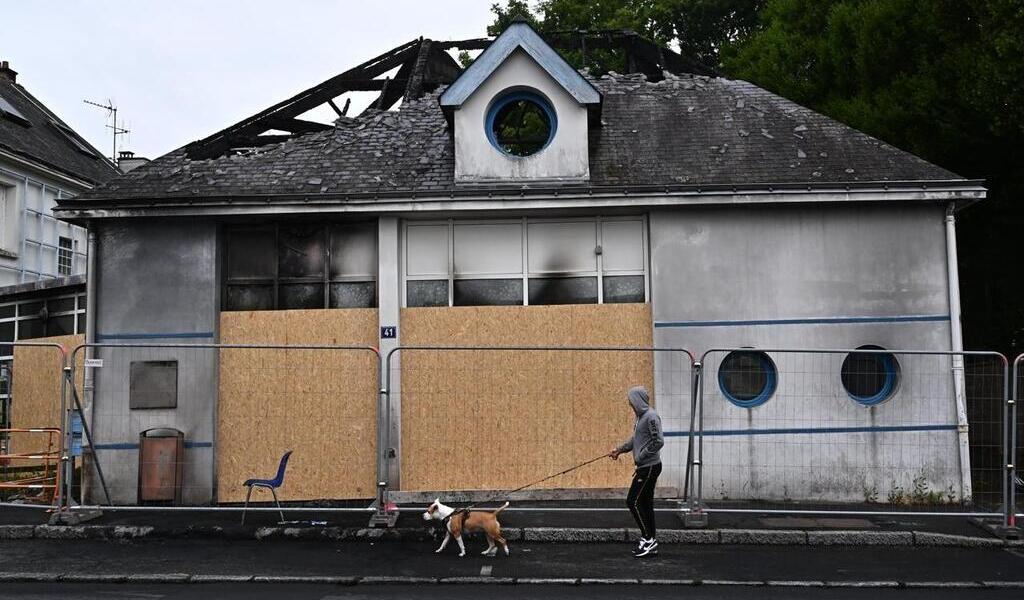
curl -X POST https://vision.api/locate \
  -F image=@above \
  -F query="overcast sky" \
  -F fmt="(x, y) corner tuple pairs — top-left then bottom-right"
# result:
(3, 0), (495, 161)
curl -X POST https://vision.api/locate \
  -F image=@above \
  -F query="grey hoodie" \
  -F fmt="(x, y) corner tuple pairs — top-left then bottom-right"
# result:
(616, 386), (664, 468)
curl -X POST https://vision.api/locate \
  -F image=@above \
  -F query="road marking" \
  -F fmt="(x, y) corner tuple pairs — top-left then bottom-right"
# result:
(480, 565), (493, 576)
(1005, 548), (1024, 560)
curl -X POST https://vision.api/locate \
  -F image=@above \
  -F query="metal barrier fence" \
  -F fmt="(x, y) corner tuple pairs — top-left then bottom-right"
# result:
(688, 348), (1010, 523)
(379, 346), (695, 514)
(0, 342), (69, 508)
(1013, 353), (1023, 523)
(59, 343), (380, 516)
(1, 340), (1018, 530)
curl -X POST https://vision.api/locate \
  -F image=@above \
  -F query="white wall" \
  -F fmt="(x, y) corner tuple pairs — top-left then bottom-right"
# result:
(453, 49), (590, 183)
(0, 160), (88, 286)
(649, 203), (964, 504)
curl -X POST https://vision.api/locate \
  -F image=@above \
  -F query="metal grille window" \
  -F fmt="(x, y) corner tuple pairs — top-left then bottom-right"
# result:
(224, 223), (377, 311)
(0, 173), (88, 282)
(57, 237), (73, 276)
(403, 217), (648, 307)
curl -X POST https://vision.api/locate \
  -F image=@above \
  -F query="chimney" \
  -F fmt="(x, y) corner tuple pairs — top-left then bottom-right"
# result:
(0, 61), (17, 83)
(117, 150), (150, 173)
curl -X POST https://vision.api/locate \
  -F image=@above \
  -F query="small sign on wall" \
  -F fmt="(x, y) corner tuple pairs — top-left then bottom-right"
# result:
(84, 358), (103, 368)
(380, 326), (397, 339)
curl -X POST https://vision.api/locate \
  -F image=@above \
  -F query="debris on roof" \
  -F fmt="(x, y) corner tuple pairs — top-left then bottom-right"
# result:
(71, 35), (961, 205)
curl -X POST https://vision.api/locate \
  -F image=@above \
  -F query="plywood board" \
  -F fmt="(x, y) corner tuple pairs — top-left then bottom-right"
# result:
(400, 304), (654, 491)
(217, 309), (378, 502)
(8, 335), (85, 465)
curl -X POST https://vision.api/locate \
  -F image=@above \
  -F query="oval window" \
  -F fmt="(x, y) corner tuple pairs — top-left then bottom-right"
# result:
(486, 91), (556, 157)
(718, 350), (777, 408)
(841, 345), (900, 406)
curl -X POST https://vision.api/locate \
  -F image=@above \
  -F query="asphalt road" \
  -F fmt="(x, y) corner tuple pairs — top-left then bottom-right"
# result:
(2, 538), (1024, 583)
(1, 583), (1022, 599)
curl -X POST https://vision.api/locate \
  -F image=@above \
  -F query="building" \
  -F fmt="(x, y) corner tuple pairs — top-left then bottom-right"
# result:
(54, 23), (983, 507)
(0, 60), (118, 454)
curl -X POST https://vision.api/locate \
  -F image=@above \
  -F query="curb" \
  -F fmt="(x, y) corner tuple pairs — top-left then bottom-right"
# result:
(0, 524), (1011, 548)
(0, 572), (1022, 588)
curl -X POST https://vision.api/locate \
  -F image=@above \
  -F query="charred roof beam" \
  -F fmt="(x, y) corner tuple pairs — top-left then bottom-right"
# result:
(186, 39), (423, 159)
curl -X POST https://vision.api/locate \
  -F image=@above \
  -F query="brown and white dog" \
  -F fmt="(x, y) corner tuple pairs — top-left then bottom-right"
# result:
(422, 499), (510, 557)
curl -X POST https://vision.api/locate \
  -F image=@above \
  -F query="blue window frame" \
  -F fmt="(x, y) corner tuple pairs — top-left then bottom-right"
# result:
(841, 346), (900, 406)
(485, 90), (557, 157)
(718, 350), (777, 408)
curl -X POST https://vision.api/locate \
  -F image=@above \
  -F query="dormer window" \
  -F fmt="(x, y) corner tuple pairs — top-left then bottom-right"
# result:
(486, 91), (556, 157)
(440, 21), (601, 184)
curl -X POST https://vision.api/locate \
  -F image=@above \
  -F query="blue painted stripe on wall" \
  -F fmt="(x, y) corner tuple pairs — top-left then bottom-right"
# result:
(96, 332), (216, 341)
(91, 441), (213, 450)
(664, 424), (957, 437)
(654, 315), (950, 328)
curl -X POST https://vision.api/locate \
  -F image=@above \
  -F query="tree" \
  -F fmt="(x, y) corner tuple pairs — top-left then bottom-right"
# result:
(487, 0), (765, 69)
(722, 0), (1024, 355)
(486, 0), (1024, 354)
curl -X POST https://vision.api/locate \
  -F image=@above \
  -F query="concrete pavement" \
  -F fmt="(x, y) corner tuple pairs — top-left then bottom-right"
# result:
(2, 582), (1024, 599)
(2, 538), (1024, 586)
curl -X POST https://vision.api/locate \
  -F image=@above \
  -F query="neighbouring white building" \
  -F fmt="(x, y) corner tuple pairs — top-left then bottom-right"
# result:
(0, 59), (118, 451)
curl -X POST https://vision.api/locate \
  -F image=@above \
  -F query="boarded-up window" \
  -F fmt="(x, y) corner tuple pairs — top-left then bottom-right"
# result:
(130, 361), (178, 409)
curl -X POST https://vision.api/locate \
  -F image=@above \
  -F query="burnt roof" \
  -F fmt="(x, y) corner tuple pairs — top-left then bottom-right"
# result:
(73, 72), (960, 204)
(0, 76), (119, 186)
(68, 34), (962, 206)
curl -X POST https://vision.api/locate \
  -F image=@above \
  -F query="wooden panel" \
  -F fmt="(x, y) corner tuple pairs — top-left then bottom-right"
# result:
(9, 335), (85, 465)
(217, 309), (378, 502)
(400, 304), (653, 491)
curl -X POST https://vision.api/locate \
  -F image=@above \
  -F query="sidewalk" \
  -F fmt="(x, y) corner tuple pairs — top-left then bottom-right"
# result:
(0, 500), (1013, 547)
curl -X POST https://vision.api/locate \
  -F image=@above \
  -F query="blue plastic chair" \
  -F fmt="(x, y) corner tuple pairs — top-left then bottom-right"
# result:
(241, 450), (292, 525)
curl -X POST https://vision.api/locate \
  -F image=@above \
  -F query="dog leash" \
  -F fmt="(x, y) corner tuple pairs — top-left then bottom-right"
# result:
(448, 453), (610, 518)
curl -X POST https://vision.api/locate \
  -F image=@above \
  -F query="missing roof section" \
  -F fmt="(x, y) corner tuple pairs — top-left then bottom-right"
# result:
(185, 39), (461, 160)
(184, 30), (715, 161)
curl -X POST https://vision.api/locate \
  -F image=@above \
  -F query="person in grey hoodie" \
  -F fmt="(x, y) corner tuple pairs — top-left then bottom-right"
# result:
(609, 385), (663, 557)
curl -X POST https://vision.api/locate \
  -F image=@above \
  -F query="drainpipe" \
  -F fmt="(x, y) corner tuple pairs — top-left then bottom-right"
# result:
(81, 229), (97, 503)
(945, 204), (972, 502)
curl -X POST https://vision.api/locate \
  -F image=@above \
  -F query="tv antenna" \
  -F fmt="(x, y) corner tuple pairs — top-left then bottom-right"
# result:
(83, 99), (130, 164)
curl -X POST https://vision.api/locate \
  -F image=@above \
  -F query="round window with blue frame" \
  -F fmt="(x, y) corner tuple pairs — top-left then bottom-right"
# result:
(486, 90), (557, 157)
(718, 350), (777, 408)
(841, 345), (900, 406)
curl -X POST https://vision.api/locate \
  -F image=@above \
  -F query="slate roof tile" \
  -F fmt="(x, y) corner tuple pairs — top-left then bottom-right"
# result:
(74, 72), (960, 203)
(0, 78), (119, 185)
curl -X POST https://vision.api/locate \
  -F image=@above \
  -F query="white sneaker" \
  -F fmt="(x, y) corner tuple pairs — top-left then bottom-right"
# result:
(634, 538), (658, 557)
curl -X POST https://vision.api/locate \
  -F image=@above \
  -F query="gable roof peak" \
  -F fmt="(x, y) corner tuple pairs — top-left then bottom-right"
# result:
(439, 21), (601, 108)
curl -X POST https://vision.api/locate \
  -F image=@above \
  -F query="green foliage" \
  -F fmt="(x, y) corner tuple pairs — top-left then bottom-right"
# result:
(486, 0), (1024, 353)
(488, 0), (765, 69)
(488, 0), (542, 36)
(887, 481), (906, 505)
(491, 99), (553, 156)
(722, 0), (1024, 354)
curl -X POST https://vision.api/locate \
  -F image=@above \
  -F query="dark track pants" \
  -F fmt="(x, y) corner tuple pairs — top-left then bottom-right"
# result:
(626, 462), (661, 539)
